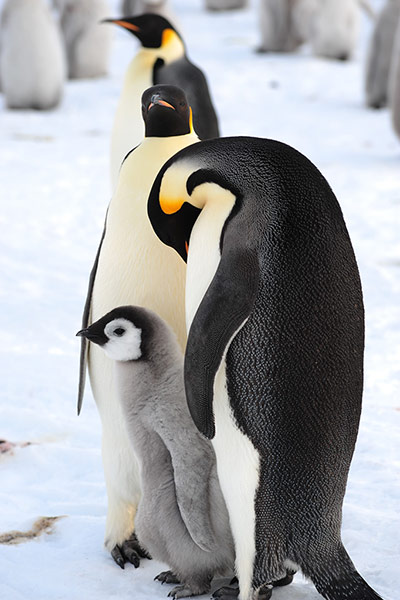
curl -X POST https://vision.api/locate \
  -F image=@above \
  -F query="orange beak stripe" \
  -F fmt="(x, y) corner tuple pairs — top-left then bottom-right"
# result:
(157, 100), (175, 110)
(112, 20), (140, 32)
(185, 241), (189, 255)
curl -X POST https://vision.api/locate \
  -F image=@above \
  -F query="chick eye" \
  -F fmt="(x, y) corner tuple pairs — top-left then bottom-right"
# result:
(114, 328), (125, 336)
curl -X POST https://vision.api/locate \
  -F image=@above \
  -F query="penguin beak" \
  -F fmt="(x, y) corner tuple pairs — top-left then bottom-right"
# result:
(148, 94), (176, 112)
(76, 328), (103, 344)
(101, 19), (140, 33)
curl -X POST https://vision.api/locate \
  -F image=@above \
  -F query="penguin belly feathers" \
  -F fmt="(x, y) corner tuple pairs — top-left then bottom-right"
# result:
(106, 14), (219, 189)
(148, 136), (383, 600)
(78, 85), (199, 565)
(78, 306), (234, 598)
(0, 0), (66, 110)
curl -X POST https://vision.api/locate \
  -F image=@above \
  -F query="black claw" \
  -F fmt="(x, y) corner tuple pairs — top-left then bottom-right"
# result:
(212, 585), (239, 599)
(272, 572), (294, 587)
(111, 545), (125, 569)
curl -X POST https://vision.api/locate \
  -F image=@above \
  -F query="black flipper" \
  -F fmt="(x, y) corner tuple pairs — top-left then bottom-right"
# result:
(184, 246), (259, 439)
(77, 215), (107, 416)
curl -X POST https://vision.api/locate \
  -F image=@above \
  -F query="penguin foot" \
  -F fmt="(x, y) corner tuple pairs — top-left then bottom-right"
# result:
(168, 583), (210, 599)
(212, 585), (239, 598)
(111, 532), (151, 569)
(272, 570), (295, 587)
(257, 585), (272, 600)
(155, 571), (181, 585)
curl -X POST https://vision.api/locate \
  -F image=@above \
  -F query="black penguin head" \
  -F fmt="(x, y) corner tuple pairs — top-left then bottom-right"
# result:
(76, 306), (155, 362)
(142, 84), (192, 138)
(102, 13), (182, 49)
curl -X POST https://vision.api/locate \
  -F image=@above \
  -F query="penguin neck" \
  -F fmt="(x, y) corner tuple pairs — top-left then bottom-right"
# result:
(185, 184), (236, 330)
(129, 32), (185, 74)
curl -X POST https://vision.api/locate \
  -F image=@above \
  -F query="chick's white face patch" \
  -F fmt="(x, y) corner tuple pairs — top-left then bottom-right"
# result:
(103, 318), (142, 362)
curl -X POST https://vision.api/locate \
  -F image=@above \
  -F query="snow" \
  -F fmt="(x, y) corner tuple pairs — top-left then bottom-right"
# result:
(0, 0), (399, 599)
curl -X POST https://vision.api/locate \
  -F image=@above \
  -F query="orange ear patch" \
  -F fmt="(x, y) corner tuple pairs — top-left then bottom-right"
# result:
(162, 28), (176, 46)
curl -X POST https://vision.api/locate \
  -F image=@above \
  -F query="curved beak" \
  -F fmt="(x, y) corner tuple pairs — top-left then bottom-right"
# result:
(148, 94), (176, 112)
(101, 18), (140, 33)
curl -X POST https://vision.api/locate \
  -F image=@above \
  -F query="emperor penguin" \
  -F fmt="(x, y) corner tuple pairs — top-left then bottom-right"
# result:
(78, 85), (199, 568)
(54, 0), (113, 79)
(104, 14), (219, 189)
(365, 0), (400, 109)
(77, 305), (235, 598)
(0, 0), (66, 110)
(147, 136), (384, 600)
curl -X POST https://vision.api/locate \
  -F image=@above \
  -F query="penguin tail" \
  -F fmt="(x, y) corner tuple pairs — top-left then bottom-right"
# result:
(303, 545), (384, 600)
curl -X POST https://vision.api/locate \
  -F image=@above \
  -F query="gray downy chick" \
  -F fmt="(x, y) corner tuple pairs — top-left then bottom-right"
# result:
(0, 0), (66, 110)
(77, 305), (234, 599)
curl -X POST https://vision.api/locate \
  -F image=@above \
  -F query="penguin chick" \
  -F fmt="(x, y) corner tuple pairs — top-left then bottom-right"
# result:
(389, 12), (400, 139)
(257, 0), (303, 53)
(365, 0), (400, 109)
(310, 0), (360, 61)
(55, 0), (113, 79)
(104, 13), (219, 189)
(205, 0), (247, 10)
(0, 0), (66, 110)
(121, 0), (176, 25)
(148, 136), (384, 600)
(78, 85), (199, 568)
(77, 306), (234, 598)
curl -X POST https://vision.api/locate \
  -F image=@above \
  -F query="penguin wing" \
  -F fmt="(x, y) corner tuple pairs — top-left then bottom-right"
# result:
(157, 422), (218, 552)
(154, 58), (220, 139)
(184, 245), (260, 439)
(77, 217), (107, 415)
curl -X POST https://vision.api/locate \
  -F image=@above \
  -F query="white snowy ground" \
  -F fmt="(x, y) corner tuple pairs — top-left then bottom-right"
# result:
(0, 0), (399, 599)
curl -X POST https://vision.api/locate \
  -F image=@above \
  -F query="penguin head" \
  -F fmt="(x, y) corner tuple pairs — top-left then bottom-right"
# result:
(76, 306), (156, 362)
(102, 13), (183, 50)
(147, 141), (238, 262)
(142, 84), (192, 138)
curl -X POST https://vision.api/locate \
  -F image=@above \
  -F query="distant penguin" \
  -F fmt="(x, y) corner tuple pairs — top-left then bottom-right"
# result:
(0, 0), (65, 110)
(205, 0), (247, 10)
(121, 0), (175, 23)
(310, 0), (359, 61)
(77, 305), (235, 598)
(55, 0), (113, 79)
(78, 85), (198, 568)
(257, 0), (303, 53)
(104, 13), (219, 189)
(389, 15), (400, 139)
(365, 0), (400, 109)
(147, 136), (383, 600)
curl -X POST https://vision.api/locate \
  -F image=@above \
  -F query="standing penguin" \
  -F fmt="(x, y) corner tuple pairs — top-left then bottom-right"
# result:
(257, 0), (303, 53)
(78, 85), (198, 568)
(365, 0), (400, 109)
(389, 15), (400, 139)
(54, 0), (113, 79)
(205, 0), (247, 10)
(147, 136), (384, 600)
(310, 0), (360, 61)
(104, 14), (219, 189)
(121, 0), (175, 23)
(77, 305), (235, 598)
(0, 0), (66, 110)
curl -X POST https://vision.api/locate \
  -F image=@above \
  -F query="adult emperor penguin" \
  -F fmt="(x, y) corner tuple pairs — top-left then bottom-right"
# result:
(77, 305), (235, 598)
(104, 13), (219, 189)
(365, 0), (400, 109)
(55, 0), (113, 80)
(0, 0), (66, 110)
(147, 136), (384, 600)
(78, 85), (198, 568)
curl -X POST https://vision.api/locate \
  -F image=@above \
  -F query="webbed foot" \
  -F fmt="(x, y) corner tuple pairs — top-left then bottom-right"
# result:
(272, 570), (295, 587)
(212, 585), (239, 599)
(111, 532), (151, 569)
(156, 571), (180, 584)
(168, 582), (210, 599)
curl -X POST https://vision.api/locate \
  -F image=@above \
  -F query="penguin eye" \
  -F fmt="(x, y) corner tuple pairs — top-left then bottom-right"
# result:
(179, 101), (186, 107)
(113, 328), (125, 337)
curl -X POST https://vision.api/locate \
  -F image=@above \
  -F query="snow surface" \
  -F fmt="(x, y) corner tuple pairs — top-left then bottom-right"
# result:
(0, 0), (399, 599)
